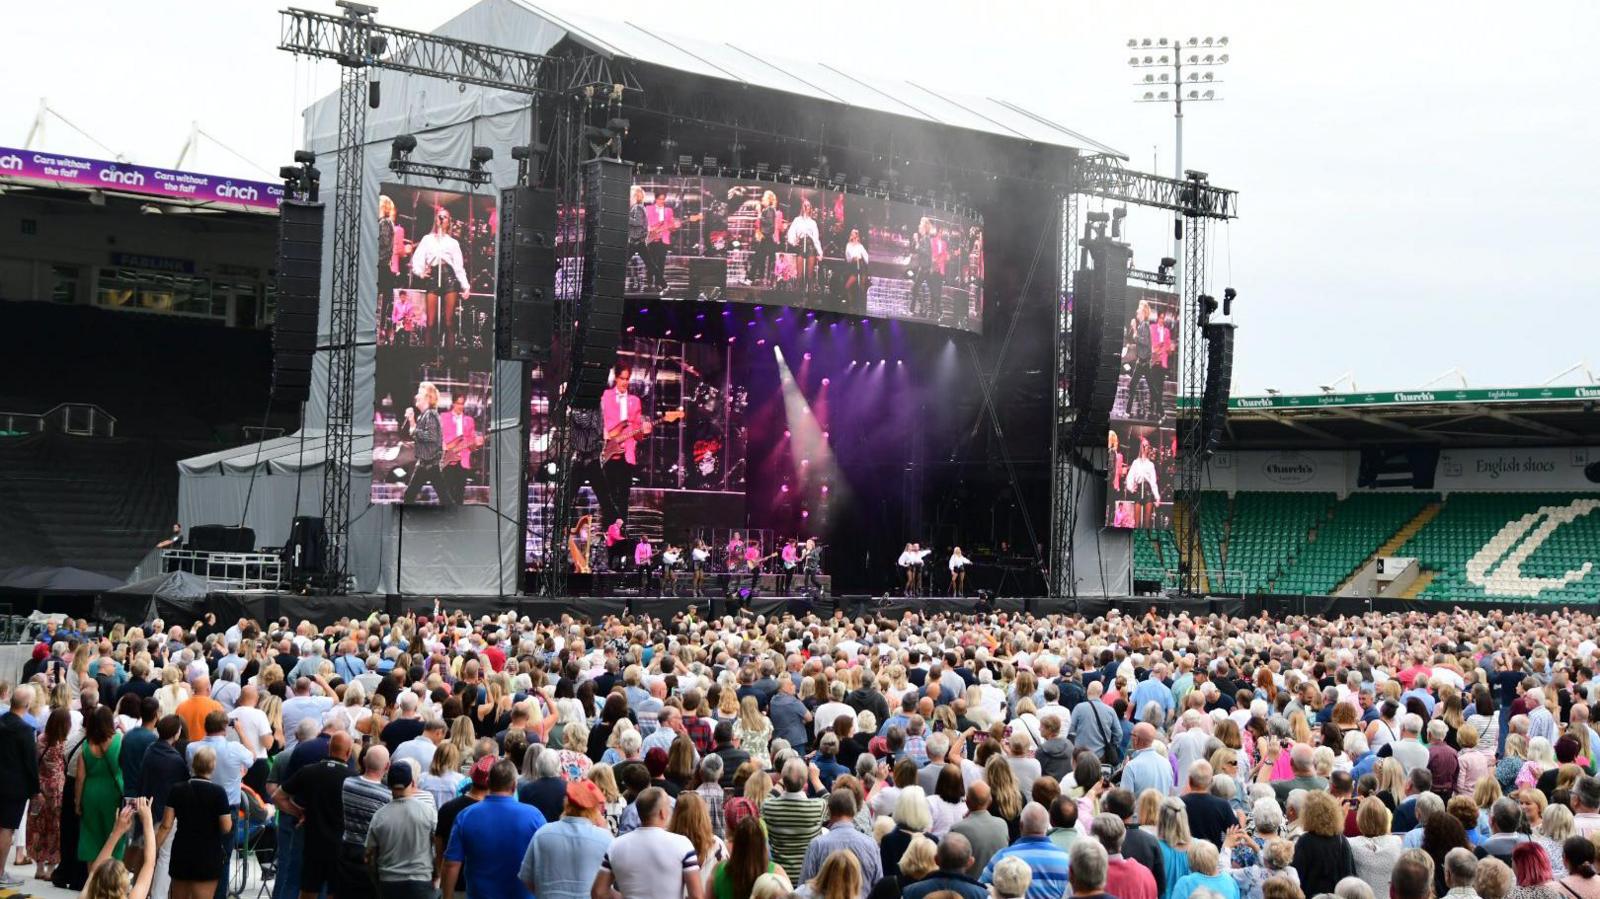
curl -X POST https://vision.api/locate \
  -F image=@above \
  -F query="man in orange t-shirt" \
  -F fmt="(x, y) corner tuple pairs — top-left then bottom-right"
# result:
(175, 675), (224, 743)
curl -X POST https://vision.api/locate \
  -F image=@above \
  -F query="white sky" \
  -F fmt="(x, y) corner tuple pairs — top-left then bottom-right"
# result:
(3, 0), (1597, 393)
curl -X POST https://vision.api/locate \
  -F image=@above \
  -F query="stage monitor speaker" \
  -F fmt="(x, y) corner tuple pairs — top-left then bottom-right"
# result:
(571, 158), (632, 406)
(496, 186), (559, 362)
(1199, 322), (1235, 458)
(188, 524), (256, 553)
(272, 200), (324, 403)
(1069, 237), (1136, 442)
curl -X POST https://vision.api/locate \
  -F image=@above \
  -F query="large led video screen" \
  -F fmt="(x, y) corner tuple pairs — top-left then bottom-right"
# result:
(370, 183), (498, 506)
(624, 175), (984, 333)
(1107, 288), (1180, 529)
(525, 336), (748, 568)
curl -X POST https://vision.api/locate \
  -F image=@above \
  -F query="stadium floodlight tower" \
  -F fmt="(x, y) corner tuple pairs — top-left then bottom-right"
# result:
(1129, 36), (1228, 277)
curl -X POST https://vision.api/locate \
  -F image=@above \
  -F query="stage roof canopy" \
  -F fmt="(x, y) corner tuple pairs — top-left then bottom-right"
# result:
(518, 0), (1125, 159)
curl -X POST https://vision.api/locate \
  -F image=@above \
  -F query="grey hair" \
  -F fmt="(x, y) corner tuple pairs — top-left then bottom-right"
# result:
(1444, 847), (1478, 889)
(1252, 798), (1283, 834)
(1068, 839), (1109, 892)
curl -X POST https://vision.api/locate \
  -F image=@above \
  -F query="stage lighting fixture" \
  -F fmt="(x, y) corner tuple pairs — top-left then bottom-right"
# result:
(1200, 293), (1218, 324)
(1203, 90), (1215, 100)
(1143, 56), (1153, 64)
(1128, 38), (1138, 47)
(1185, 169), (1209, 182)
(294, 150), (316, 165)
(1188, 37), (1198, 46)
(1111, 206), (1128, 238)
(1129, 57), (1139, 65)
(821, 377), (829, 386)
(1142, 92), (1155, 101)
(469, 145), (493, 168)
(391, 133), (417, 162)
(1141, 38), (1151, 46)
(1144, 74), (1155, 84)
(702, 155), (718, 172)
(279, 165), (300, 181)
(756, 162), (770, 174)
(677, 155), (693, 168)
(1222, 287), (1237, 316)
(779, 163), (793, 178)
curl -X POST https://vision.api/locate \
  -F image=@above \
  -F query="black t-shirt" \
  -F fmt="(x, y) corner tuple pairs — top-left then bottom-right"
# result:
(118, 678), (158, 703)
(275, 652), (299, 674)
(381, 717), (425, 755)
(437, 793), (480, 881)
(167, 778), (232, 879)
(285, 758), (354, 857)
(1181, 792), (1238, 848)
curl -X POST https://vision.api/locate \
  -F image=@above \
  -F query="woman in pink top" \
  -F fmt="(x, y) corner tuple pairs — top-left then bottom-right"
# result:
(1454, 725), (1494, 796)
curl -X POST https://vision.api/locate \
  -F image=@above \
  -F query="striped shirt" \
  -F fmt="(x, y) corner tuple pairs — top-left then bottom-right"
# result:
(980, 835), (1071, 899)
(761, 791), (826, 875)
(340, 776), (393, 847)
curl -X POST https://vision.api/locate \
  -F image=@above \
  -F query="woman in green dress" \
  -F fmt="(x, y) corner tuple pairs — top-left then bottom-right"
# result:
(74, 706), (125, 863)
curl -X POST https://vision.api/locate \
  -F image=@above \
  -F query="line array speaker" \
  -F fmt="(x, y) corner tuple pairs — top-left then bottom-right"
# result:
(571, 158), (631, 406)
(496, 186), (558, 362)
(1068, 237), (1135, 442)
(271, 200), (324, 402)
(1200, 322), (1235, 458)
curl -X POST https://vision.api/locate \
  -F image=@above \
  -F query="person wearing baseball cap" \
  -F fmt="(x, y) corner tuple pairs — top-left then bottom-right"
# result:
(519, 779), (614, 899)
(434, 752), (495, 889)
(364, 760), (437, 899)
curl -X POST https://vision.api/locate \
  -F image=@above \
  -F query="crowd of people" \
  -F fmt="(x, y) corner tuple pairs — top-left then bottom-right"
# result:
(5, 604), (1600, 899)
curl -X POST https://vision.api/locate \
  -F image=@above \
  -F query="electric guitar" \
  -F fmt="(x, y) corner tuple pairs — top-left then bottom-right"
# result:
(602, 409), (684, 462)
(647, 213), (703, 243)
(440, 431), (485, 468)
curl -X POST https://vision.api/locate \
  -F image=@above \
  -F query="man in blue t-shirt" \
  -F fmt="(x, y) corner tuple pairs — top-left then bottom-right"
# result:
(442, 759), (546, 898)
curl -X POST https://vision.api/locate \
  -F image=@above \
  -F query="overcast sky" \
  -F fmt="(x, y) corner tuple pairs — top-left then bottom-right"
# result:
(4, 0), (1597, 393)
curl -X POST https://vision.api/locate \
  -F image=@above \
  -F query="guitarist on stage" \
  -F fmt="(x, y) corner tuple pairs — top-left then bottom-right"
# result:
(599, 364), (652, 527)
(437, 393), (482, 504)
(643, 191), (676, 294)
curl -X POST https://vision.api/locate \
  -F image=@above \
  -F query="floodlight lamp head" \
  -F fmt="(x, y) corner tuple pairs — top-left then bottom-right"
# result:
(510, 145), (531, 161)
(470, 146), (494, 166)
(1141, 38), (1152, 46)
(1128, 38), (1138, 47)
(1128, 56), (1139, 65)
(1085, 211), (1110, 224)
(1184, 168), (1209, 182)
(1158, 37), (1168, 46)
(293, 150), (316, 164)
(391, 134), (417, 160)
(1223, 287), (1237, 315)
(335, 0), (378, 16)
(279, 165), (300, 181)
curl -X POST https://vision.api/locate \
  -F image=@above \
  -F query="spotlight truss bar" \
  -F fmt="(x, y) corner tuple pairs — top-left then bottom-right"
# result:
(1069, 155), (1238, 219)
(388, 159), (493, 184)
(279, 7), (557, 95)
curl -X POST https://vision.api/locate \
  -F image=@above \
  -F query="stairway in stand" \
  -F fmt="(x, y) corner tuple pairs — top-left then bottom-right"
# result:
(1334, 501), (1443, 595)
(1174, 501), (1209, 593)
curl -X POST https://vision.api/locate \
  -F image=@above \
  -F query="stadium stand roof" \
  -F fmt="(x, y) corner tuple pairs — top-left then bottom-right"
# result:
(1220, 386), (1600, 449)
(516, 0), (1126, 159)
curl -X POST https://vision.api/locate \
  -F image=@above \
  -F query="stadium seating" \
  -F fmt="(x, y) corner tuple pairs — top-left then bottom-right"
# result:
(1398, 492), (1600, 603)
(1212, 491), (1335, 593)
(1269, 491), (1437, 596)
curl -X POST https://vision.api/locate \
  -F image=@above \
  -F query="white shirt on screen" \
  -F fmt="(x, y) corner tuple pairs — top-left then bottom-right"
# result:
(410, 232), (470, 291)
(845, 241), (869, 264)
(1126, 457), (1161, 503)
(787, 214), (821, 253)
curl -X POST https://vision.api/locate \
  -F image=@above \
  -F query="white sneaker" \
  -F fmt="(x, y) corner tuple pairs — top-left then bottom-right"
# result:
(0, 873), (23, 886)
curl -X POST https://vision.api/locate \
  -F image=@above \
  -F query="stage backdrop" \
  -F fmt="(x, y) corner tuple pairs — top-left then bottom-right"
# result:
(370, 183), (498, 507)
(626, 175), (984, 334)
(1106, 287), (1180, 530)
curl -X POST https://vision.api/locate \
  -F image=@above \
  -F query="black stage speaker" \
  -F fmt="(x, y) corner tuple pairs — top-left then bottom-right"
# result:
(1200, 322), (1235, 458)
(1069, 237), (1135, 441)
(272, 200), (324, 402)
(572, 158), (631, 406)
(188, 524), (256, 553)
(496, 186), (559, 362)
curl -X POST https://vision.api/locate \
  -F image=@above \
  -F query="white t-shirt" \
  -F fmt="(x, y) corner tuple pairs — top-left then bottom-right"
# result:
(228, 706), (273, 759)
(601, 826), (700, 899)
(281, 695), (335, 752)
(813, 701), (855, 737)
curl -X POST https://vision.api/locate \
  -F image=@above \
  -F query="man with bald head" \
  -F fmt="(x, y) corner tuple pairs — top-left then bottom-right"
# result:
(1118, 722), (1174, 798)
(950, 782), (1009, 875)
(1272, 742), (1329, 807)
(280, 731), (357, 899)
(337, 745), (392, 899)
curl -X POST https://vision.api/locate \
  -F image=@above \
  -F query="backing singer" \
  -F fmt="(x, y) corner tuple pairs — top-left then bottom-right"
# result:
(410, 207), (471, 351)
